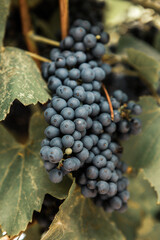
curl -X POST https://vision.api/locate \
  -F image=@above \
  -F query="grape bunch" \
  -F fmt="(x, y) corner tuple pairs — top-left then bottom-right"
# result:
(40, 19), (142, 213)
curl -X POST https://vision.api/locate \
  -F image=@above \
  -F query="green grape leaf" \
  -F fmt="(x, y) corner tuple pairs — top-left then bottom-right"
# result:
(111, 174), (159, 240)
(118, 35), (160, 90)
(0, 112), (72, 237)
(41, 182), (125, 240)
(0, 47), (50, 121)
(0, 0), (10, 47)
(122, 96), (160, 203)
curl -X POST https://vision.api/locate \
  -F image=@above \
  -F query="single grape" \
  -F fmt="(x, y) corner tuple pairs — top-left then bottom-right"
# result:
(99, 113), (111, 126)
(86, 166), (99, 179)
(75, 106), (88, 119)
(99, 167), (112, 181)
(66, 55), (77, 67)
(96, 181), (109, 195)
(74, 118), (87, 132)
(73, 42), (86, 51)
(61, 107), (75, 120)
(50, 137), (63, 149)
(109, 196), (122, 210)
(72, 140), (83, 153)
(55, 56), (66, 68)
(81, 136), (93, 150)
(69, 68), (80, 80)
(51, 98), (67, 112)
(48, 147), (63, 163)
(81, 68), (95, 83)
(44, 126), (60, 139)
(56, 86), (73, 100)
(91, 43), (105, 58)
(83, 34), (97, 48)
(91, 120), (103, 135)
(60, 120), (75, 134)
(105, 122), (116, 134)
(70, 27), (86, 41)
(67, 97), (80, 109)
(93, 67), (105, 81)
(49, 168), (63, 183)
(50, 114), (64, 127)
(55, 68), (68, 80)
(97, 139), (108, 150)
(93, 155), (107, 168)
(62, 135), (74, 148)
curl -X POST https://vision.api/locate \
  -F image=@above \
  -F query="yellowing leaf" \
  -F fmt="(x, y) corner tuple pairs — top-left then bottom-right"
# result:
(0, 47), (50, 121)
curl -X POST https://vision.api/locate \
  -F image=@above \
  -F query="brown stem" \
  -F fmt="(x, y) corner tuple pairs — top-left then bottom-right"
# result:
(28, 31), (60, 47)
(59, 0), (69, 39)
(25, 51), (51, 62)
(19, 0), (40, 67)
(102, 84), (114, 121)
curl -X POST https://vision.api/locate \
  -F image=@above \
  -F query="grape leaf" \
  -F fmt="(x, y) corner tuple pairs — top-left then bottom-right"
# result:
(25, 223), (41, 240)
(112, 174), (159, 240)
(0, 47), (50, 121)
(136, 216), (160, 240)
(0, 112), (72, 237)
(0, 0), (10, 47)
(122, 96), (160, 203)
(118, 35), (160, 90)
(41, 181), (125, 240)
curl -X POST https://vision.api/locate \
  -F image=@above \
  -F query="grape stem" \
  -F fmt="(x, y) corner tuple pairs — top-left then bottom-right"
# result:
(25, 51), (51, 63)
(19, 0), (40, 68)
(59, 0), (69, 39)
(28, 31), (60, 47)
(102, 84), (114, 121)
